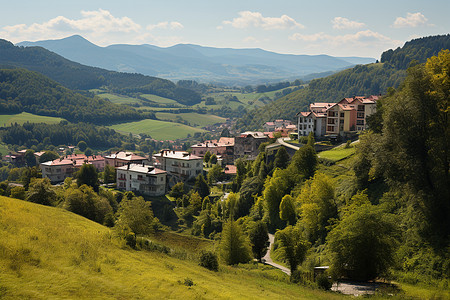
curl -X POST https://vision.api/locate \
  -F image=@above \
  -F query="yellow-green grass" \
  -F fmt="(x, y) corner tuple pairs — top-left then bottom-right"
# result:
(156, 112), (226, 127)
(0, 196), (346, 299)
(97, 93), (141, 105)
(108, 119), (206, 140)
(140, 94), (183, 106)
(318, 146), (356, 161)
(0, 143), (9, 155)
(0, 112), (65, 126)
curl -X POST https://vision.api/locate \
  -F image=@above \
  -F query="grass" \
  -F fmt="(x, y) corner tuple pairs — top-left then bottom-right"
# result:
(140, 94), (182, 105)
(0, 143), (9, 156)
(96, 93), (141, 105)
(0, 112), (65, 126)
(108, 119), (206, 140)
(156, 112), (226, 127)
(318, 145), (356, 161)
(0, 196), (349, 299)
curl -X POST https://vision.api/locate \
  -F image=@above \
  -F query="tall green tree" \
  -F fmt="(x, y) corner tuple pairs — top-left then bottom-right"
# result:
(289, 145), (317, 180)
(24, 149), (36, 167)
(203, 151), (212, 164)
(326, 204), (399, 281)
(194, 174), (210, 199)
(77, 163), (99, 192)
(38, 151), (59, 163)
(116, 196), (158, 235)
(275, 226), (309, 274)
(249, 220), (269, 262)
(273, 146), (290, 170)
(219, 218), (252, 265)
(279, 194), (297, 225)
(26, 178), (56, 206)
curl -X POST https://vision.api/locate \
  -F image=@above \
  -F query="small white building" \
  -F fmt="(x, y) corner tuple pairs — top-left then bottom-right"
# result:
(116, 164), (167, 196)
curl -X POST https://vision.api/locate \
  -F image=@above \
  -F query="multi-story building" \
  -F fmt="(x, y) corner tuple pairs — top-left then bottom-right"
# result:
(153, 150), (203, 183)
(297, 96), (379, 138)
(116, 164), (167, 196)
(190, 137), (235, 164)
(40, 159), (75, 183)
(234, 131), (268, 160)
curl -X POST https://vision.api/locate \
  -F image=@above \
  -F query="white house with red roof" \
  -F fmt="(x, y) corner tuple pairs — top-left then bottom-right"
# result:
(116, 164), (167, 196)
(104, 151), (148, 168)
(153, 150), (203, 183)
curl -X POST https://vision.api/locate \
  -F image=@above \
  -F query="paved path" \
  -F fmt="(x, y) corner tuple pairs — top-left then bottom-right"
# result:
(262, 233), (291, 275)
(277, 137), (300, 151)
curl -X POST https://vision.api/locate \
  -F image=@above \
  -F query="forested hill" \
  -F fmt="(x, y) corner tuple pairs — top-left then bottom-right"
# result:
(0, 68), (153, 124)
(236, 34), (450, 130)
(0, 39), (201, 106)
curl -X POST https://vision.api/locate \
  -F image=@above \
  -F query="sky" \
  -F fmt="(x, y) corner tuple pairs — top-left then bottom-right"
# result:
(1, 0), (449, 58)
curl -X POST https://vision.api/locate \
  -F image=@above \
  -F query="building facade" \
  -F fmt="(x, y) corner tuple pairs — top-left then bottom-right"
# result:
(153, 150), (203, 183)
(234, 131), (268, 159)
(116, 164), (167, 196)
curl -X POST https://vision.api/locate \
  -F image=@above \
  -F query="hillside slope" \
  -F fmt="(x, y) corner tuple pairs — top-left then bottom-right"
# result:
(0, 196), (342, 299)
(236, 34), (450, 130)
(0, 39), (201, 105)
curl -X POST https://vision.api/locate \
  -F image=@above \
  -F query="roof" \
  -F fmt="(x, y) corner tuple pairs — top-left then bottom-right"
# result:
(105, 151), (146, 161)
(117, 164), (166, 175)
(154, 150), (202, 160)
(338, 104), (356, 111)
(264, 122), (275, 126)
(298, 112), (311, 117)
(218, 137), (235, 146)
(239, 131), (267, 139)
(224, 165), (237, 175)
(41, 159), (74, 166)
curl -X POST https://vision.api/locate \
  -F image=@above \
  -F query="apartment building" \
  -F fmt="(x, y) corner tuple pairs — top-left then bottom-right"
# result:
(153, 150), (203, 183)
(116, 164), (167, 197)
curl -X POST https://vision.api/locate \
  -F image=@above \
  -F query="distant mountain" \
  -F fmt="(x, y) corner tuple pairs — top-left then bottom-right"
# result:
(0, 39), (201, 105)
(18, 35), (375, 85)
(236, 34), (450, 130)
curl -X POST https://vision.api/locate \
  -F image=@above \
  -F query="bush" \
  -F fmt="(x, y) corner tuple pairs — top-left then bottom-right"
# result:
(125, 232), (136, 249)
(199, 251), (219, 271)
(316, 273), (332, 290)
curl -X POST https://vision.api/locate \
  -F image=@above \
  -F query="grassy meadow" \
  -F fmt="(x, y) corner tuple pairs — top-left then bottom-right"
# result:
(0, 112), (65, 126)
(156, 112), (226, 127)
(0, 196), (348, 300)
(108, 119), (206, 140)
(318, 145), (356, 161)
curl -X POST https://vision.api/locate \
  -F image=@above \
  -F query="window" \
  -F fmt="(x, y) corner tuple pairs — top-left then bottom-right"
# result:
(358, 105), (365, 111)
(357, 120), (364, 125)
(327, 126), (334, 131)
(340, 113), (344, 118)
(327, 119), (335, 124)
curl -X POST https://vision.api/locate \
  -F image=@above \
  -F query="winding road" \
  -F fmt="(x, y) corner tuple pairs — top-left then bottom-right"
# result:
(262, 233), (291, 275)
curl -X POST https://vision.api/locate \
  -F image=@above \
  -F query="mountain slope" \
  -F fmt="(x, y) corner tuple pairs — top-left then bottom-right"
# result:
(236, 34), (450, 130)
(0, 196), (342, 299)
(0, 39), (201, 106)
(18, 35), (375, 85)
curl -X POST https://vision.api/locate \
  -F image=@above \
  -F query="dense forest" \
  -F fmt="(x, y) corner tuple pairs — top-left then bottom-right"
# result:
(0, 39), (201, 105)
(0, 68), (155, 124)
(236, 34), (450, 130)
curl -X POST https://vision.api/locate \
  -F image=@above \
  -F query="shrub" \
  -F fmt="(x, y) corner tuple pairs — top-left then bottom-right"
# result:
(316, 273), (332, 290)
(125, 232), (136, 249)
(199, 251), (219, 271)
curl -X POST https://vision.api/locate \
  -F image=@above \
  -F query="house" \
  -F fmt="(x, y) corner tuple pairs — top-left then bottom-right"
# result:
(263, 122), (276, 132)
(153, 150), (203, 184)
(116, 164), (167, 196)
(234, 131), (268, 160)
(190, 137), (235, 164)
(104, 151), (148, 168)
(40, 159), (75, 183)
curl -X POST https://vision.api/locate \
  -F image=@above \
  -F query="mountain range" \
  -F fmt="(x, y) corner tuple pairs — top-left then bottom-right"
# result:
(18, 35), (375, 85)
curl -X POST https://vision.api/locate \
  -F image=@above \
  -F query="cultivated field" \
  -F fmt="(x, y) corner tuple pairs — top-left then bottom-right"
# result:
(0, 112), (65, 126)
(155, 112), (226, 127)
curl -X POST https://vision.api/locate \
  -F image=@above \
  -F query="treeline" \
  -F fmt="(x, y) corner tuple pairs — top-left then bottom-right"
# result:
(236, 34), (450, 131)
(0, 39), (201, 106)
(0, 68), (155, 124)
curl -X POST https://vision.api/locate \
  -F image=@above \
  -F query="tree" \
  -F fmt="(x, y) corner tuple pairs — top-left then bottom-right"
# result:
(279, 195), (297, 225)
(263, 169), (291, 230)
(77, 163), (99, 192)
(20, 166), (41, 189)
(275, 225), (309, 274)
(204, 151), (212, 164)
(219, 219), (252, 265)
(77, 140), (87, 152)
(210, 154), (218, 165)
(273, 146), (289, 170)
(194, 174), (210, 199)
(10, 186), (26, 200)
(207, 164), (223, 184)
(84, 148), (93, 156)
(169, 182), (185, 199)
(103, 165), (116, 184)
(326, 204), (399, 281)
(116, 196), (158, 235)
(249, 221), (269, 262)
(297, 173), (337, 243)
(26, 178), (56, 206)
(24, 149), (36, 167)
(38, 151), (59, 163)
(238, 176), (263, 217)
(289, 145), (317, 180)
(306, 131), (315, 147)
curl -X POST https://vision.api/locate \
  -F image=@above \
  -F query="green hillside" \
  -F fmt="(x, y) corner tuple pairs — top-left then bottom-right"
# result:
(0, 112), (65, 126)
(108, 119), (207, 140)
(237, 34), (450, 130)
(0, 196), (342, 299)
(156, 112), (226, 127)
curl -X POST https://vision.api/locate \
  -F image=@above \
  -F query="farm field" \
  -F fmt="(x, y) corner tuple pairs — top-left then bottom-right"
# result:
(155, 112), (226, 127)
(0, 112), (65, 126)
(96, 93), (141, 105)
(108, 119), (206, 140)
(140, 94), (183, 105)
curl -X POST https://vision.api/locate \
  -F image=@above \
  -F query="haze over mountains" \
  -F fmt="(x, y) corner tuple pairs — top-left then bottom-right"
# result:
(18, 35), (375, 86)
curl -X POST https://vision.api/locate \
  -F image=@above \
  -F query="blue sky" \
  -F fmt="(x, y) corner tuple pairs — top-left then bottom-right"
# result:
(1, 0), (449, 58)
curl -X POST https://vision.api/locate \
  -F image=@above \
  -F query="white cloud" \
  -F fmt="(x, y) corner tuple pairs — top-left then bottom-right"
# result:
(222, 11), (304, 30)
(147, 21), (184, 31)
(332, 17), (365, 30)
(0, 9), (184, 46)
(289, 30), (402, 56)
(243, 36), (259, 43)
(392, 12), (428, 28)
